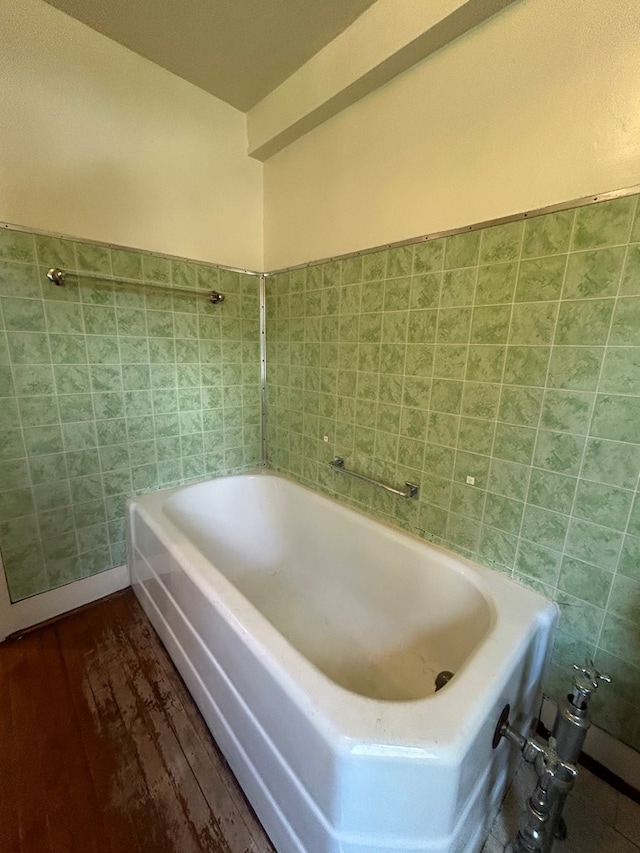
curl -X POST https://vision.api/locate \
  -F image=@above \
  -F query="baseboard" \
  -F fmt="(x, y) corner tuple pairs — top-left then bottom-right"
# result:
(541, 696), (640, 793)
(0, 565), (130, 641)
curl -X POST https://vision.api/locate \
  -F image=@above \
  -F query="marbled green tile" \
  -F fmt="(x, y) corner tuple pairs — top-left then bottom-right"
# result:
(457, 417), (494, 456)
(142, 254), (170, 284)
(0, 459), (30, 492)
(440, 269), (476, 307)
(412, 241), (444, 275)
(487, 458), (529, 501)
(554, 299), (614, 346)
(609, 296), (640, 346)
(423, 443), (455, 479)
(407, 309), (438, 343)
(479, 221), (523, 264)
(53, 364), (91, 395)
(50, 333), (88, 364)
(555, 590), (605, 647)
(509, 301), (558, 346)
(478, 525), (518, 570)
(607, 576), (640, 625)
(450, 482), (486, 520)
(515, 255), (567, 303)
(599, 347), (640, 395)
(18, 395), (58, 427)
(340, 283), (362, 315)
(558, 555), (612, 608)
(418, 503), (448, 538)
(75, 243), (111, 275)
(0, 261), (42, 299)
(618, 534), (640, 580)
(58, 394), (94, 423)
(378, 346), (402, 380)
(427, 411), (458, 447)
(582, 437), (640, 490)
(483, 493), (524, 535)
(13, 364), (55, 396)
(405, 344), (434, 378)
(0, 429), (26, 460)
(2, 297), (46, 332)
(378, 374), (402, 408)
(45, 301), (86, 336)
(121, 364), (150, 391)
(516, 540), (561, 585)
(362, 251), (387, 282)
(29, 453), (68, 485)
(565, 517), (623, 570)
(572, 197), (636, 250)
(420, 472), (452, 508)
(533, 429), (585, 476)
(540, 389), (593, 434)
(446, 512), (480, 552)
(573, 479), (633, 531)
(522, 505), (568, 551)
(0, 487), (34, 521)
(386, 246), (412, 279)
(23, 424), (63, 456)
(499, 386), (543, 427)
(436, 307), (471, 343)
(502, 346), (549, 387)
(432, 344), (466, 379)
(591, 394), (640, 444)
(0, 365), (13, 397)
(621, 243), (640, 296)
(0, 230), (36, 263)
(430, 379), (463, 413)
(599, 611), (640, 668)
(444, 231), (481, 270)
(493, 422), (536, 464)
(111, 249), (143, 280)
(93, 392), (125, 421)
(527, 468), (576, 514)
(7, 331), (51, 363)
(563, 247), (625, 299)
(466, 345), (506, 383)
(402, 376), (430, 409)
(375, 403), (401, 434)
(546, 346), (603, 391)
(628, 494), (640, 537)
(461, 382), (500, 420)
(470, 304), (511, 344)
(522, 209), (574, 258)
(475, 262), (517, 305)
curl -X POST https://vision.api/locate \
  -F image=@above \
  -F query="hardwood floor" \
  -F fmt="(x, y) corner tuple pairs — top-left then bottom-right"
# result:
(0, 590), (276, 853)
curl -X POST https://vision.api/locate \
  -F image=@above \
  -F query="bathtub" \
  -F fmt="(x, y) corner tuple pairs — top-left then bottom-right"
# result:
(128, 473), (557, 853)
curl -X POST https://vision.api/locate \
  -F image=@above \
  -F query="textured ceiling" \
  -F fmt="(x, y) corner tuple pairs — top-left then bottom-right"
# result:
(43, 0), (378, 111)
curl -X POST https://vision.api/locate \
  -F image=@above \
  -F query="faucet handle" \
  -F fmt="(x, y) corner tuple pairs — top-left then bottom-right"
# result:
(572, 659), (611, 704)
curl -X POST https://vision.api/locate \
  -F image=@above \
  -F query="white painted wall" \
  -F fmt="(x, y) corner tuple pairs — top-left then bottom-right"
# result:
(0, 0), (263, 270)
(263, 0), (640, 269)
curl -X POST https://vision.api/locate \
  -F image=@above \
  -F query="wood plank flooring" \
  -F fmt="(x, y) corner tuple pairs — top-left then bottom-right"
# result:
(0, 590), (276, 853)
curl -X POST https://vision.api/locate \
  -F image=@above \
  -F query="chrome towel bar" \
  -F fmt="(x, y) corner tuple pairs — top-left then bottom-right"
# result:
(47, 267), (224, 304)
(328, 457), (419, 499)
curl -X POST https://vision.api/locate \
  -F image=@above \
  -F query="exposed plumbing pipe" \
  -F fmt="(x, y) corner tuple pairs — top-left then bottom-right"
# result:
(493, 659), (611, 852)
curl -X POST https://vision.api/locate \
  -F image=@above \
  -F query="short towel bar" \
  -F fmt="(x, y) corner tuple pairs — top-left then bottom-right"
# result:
(328, 456), (419, 499)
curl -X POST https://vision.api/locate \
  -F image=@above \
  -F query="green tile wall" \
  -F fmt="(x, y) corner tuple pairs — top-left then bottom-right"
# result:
(266, 195), (640, 750)
(0, 228), (261, 602)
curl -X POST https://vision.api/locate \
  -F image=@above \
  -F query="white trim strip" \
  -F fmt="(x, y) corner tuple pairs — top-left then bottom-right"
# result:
(0, 562), (129, 641)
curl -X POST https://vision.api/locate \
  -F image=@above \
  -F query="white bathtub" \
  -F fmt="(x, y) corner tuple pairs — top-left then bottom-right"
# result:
(127, 473), (557, 853)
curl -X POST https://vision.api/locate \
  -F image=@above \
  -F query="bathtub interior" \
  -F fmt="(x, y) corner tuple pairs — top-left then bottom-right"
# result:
(162, 475), (494, 701)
